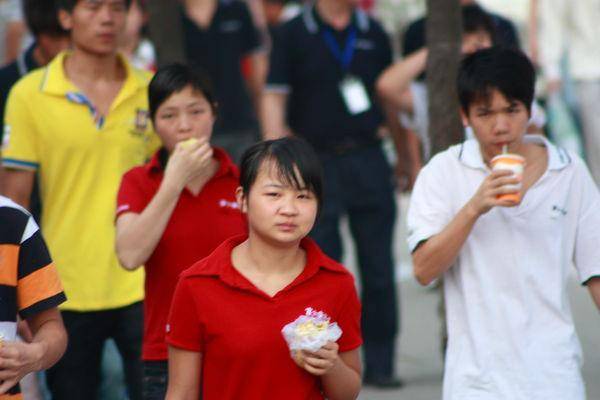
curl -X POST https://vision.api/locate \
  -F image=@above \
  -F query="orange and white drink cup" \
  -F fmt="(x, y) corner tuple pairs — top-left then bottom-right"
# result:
(490, 153), (525, 204)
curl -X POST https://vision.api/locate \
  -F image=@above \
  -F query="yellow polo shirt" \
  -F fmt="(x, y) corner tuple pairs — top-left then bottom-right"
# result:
(2, 52), (158, 311)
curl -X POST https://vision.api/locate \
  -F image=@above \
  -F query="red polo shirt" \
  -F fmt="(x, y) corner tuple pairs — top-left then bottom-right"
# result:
(166, 235), (362, 400)
(116, 147), (246, 360)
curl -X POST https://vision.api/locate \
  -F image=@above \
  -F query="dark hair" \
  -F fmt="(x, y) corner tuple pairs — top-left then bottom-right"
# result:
(148, 63), (217, 122)
(57, 0), (132, 12)
(462, 4), (496, 43)
(23, 0), (69, 37)
(239, 138), (324, 214)
(457, 46), (535, 115)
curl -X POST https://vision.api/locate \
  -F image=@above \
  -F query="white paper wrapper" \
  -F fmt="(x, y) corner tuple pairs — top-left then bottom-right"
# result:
(281, 308), (343, 353)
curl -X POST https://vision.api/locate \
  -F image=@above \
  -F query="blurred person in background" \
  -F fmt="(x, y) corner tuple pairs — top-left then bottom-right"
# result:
(119, 0), (155, 71)
(0, 0), (70, 223)
(180, 0), (268, 163)
(402, 0), (519, 77)
(1, 0), (158, 398)
(262, 0), (410, 387)
(115, 63), (246, 400)
(537, 0), (600, 187)
(0, 0), (26, 66)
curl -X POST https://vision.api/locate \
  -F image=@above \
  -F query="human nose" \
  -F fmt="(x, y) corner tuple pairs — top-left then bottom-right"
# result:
(177, 114), (193, 132)
(279, 194), (299, 215)
(493, 113), (509, 133)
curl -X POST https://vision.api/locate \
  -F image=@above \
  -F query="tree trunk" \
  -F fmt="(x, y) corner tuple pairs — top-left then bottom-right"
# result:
(147, 0), (186, 67)
(425, 0), (463, 155)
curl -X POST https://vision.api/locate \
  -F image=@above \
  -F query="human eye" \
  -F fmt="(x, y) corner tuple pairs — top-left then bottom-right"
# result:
(110, 0), (127, 12)
(297, 191), (312, 200)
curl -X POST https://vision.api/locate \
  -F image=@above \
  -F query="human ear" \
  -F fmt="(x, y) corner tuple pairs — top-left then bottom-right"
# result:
(235, 186), (247, 213)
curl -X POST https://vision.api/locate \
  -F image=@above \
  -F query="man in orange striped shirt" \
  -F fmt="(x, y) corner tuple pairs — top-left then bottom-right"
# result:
(0, 195), (67, 399)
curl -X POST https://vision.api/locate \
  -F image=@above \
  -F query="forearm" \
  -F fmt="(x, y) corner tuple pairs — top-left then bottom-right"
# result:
(116, 182), (181, 269)
(413, 202), (480, 285)
(321, 359), (361, 400)
(248, 52), (268, 117)
(30, 318), (67, 371)
(383, 103), (412, 165)
(587, 277), (600, 311)
(0, 168), (34, 210)
(376, 48), (427, 108)
(260, 92), (289, 139)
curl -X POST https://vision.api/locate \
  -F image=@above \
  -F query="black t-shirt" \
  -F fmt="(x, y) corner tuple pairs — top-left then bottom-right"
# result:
(0, 44), (42, 223)
(181, 0), (262, 135)
(402, 9), (520, 57)
(267, 5), (392, 152)
(0, 45), (38, 145)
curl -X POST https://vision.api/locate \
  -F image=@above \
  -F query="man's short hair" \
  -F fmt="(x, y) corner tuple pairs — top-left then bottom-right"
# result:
(57, 0), (132, 12)
(457, 47), (535, 114)
(23, 0), (69, 37)
(462, 4), (496, 42)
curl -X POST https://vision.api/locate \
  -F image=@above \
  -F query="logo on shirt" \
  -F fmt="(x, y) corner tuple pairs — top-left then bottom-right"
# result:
(1, 124), (10, 150)
(220, 20), (242, 33)
(354, 39), (375, 50)
(219, 199), (240, 210)
(551, 205), (568, 219)
(134, 109), (150, 134)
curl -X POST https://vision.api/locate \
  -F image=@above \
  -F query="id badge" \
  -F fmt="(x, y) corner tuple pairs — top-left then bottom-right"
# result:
(339, 76), (371, 115)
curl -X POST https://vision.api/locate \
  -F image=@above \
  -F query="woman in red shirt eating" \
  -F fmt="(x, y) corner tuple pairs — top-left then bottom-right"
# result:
(115, 63), (246, 399)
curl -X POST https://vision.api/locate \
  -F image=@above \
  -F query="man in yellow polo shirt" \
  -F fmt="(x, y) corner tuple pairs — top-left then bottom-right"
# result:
(1, 1), (157, 399)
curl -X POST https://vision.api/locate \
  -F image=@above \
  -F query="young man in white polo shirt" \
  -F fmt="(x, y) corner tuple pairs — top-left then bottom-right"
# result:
(407, 47), (600, 400)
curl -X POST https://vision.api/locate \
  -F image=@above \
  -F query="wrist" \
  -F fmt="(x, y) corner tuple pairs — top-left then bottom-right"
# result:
(464, 200), (482, 219)
(29, 341), (46, 372)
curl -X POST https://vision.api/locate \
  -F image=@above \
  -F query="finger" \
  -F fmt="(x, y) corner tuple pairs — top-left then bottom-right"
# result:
(303, 363), (327, 376)
(322, 341), (339, 351)
(0, 368), (19, 381)
(488, 169), (514, 179)
(303, 356), (333, 370)
(0, 377), (18, 394)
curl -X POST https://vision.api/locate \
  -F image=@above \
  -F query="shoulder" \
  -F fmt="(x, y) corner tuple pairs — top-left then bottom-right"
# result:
(423, 144), (463, 173)
(220, 0), (251, 15)
(122, 164), (149, 182)
(7, 67), (46, 98)
(0, 196), (31, 243)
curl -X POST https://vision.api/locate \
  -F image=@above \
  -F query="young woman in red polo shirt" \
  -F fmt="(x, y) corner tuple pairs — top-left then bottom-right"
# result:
(114, 64), (246, 399)
(165, 138), (363, 400)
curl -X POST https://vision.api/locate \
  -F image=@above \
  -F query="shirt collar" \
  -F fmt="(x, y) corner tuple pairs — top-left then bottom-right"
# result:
(187, 234), (348, 297)
(145, 147), (239, 178)
(458, 134), (571, 171)
(302, 3), (369, 34)
(40, 51), (148, 102)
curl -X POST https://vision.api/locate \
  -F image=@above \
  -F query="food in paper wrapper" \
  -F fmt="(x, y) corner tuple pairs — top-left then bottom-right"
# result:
(282, 308), (342, 353)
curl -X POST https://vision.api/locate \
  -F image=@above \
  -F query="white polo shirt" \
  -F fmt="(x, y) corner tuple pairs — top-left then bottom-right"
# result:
(407, 135), (600, 400)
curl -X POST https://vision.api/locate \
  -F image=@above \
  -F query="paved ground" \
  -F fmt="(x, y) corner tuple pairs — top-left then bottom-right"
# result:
(339, 195), (600, 400)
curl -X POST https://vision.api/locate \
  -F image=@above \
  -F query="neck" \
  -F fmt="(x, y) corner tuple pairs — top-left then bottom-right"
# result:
(32, 45), (51, 67)
(316, 0), (353, 29)
(186, 0), (218, 11)
(120, 35), (140, 59)
(65, 47), (123, 82)
(243, 233), (305, 274)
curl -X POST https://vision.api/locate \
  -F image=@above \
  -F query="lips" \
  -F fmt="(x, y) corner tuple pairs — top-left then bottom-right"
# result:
(276, 223), (298, 231)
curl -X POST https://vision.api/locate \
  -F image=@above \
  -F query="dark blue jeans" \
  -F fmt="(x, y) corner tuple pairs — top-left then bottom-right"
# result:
(45, 302), (143, 400)
(142, 361), (168, 400)
(311, 144), (399, 378)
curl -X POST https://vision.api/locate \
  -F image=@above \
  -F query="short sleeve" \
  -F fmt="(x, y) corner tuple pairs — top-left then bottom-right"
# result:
(406, 155), (454, 252)
(573, 160), (600, 284)
(166, 278), (205, 352)
(335, 280), (362, 352)
(238, 2), (262, 54)
(265, 24), (292, 92)
(1, 84), (40, 170)
(116, 168), (152, 218)
(17, 216), (66, 319)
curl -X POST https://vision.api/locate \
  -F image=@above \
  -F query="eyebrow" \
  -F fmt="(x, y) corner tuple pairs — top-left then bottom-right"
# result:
(262, 183), (309, 190)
